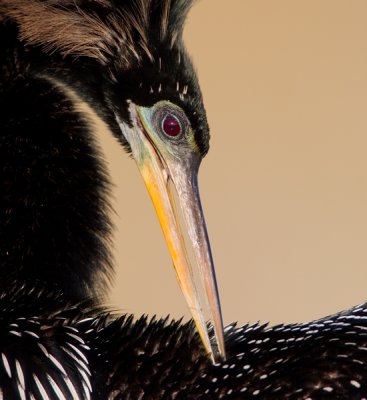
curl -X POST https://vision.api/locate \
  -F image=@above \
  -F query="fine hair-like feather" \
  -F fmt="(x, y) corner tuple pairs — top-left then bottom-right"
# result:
(0, 0), (194, 68)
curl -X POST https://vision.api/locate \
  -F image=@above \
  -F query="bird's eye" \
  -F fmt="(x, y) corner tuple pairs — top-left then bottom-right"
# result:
(151, 103), (188, 142)
(161, 114), (182, 138)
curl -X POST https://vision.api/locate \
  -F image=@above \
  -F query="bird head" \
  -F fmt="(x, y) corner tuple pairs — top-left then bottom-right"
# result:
(2, 0), (225, 362)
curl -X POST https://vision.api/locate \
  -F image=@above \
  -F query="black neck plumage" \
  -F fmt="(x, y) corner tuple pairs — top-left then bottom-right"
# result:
(0, 22), (114, 303)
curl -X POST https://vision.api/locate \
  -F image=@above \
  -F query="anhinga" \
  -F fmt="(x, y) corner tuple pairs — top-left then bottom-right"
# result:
(1, 1), (367, 399)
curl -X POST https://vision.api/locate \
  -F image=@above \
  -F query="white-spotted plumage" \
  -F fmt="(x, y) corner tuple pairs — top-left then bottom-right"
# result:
(1, 0), (367, 399)
(33, 374), (48, 399)
(15, 359), (25, 389)
(0, 287), (93, 399)
(63, 375), (82, 400)
(47, 374), (67, 400)
(186, 303), (367, 398)
(1, 353), (11, 379)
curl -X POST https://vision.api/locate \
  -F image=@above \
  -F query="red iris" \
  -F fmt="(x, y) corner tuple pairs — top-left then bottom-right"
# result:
(162, 114), (181, 137)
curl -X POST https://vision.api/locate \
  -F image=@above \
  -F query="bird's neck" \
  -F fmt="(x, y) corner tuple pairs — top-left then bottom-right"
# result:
(0, 55), (114, 302)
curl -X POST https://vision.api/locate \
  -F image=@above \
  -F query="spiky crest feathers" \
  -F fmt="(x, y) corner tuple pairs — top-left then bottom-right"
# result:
(0, 0), (194, 69)
(0, 0), (210, 155)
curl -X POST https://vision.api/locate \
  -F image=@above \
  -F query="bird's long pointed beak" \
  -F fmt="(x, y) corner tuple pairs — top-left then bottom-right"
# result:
(140, 154), (225, 362)
(117, 107), (225, 363)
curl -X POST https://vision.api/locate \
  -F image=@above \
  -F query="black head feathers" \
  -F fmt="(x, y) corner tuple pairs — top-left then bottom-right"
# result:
(0, 0), (194, 69)
(1, 0), (209, 154)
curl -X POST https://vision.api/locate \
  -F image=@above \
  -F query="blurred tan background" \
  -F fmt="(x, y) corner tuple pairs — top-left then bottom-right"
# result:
(105, 0), (367, 326)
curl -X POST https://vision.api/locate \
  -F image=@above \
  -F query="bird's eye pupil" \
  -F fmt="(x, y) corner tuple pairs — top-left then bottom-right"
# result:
(162, 114), (181, 137)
